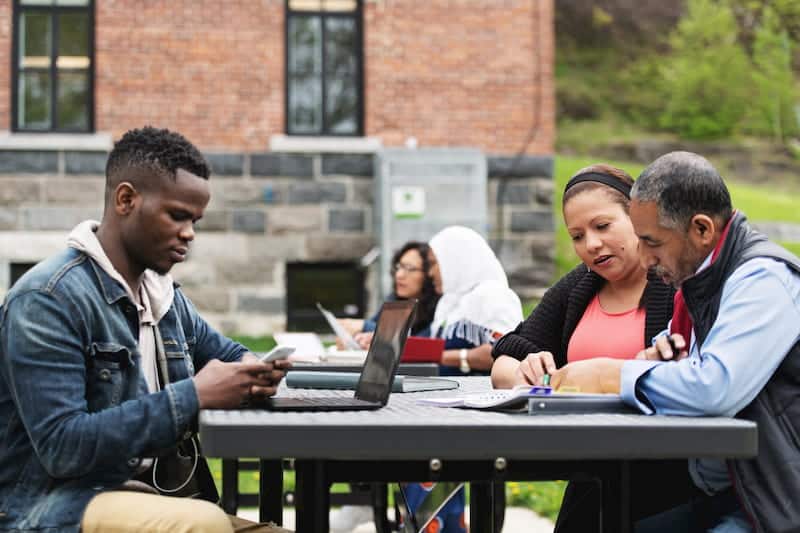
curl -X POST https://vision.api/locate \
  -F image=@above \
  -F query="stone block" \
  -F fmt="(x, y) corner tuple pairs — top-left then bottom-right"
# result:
(351, 180), (373, 204)
(751, 222), (800, 243)
(488, 155), (553, 179)
(0, 232), (66, 261)
(236, 293), (286, 314)
(0, 179), (40, 206)
(195, 210), (230, 232)
(248, 235), (308, 262)
(171, 261), (216, 287)
(65, 151), (107, 175)
(533, 178), (554, 206)
(496, 180), (532, 205)
(216, 260), (275, 285)
(306, 234), (374, 261)
(232, 209), (266, 233)
(251, 153), (313, 177)
(0, 151), (58, 174)
(45, 177), (104, 205)
(187, 234), (250, 263)
(205, 153), (244, 176)
(0, 209), (18, 230)
(21, 207), (102, 231)
(329, 208), (365, 232)
(322, 154), (373, 177)
(211, 181), (275, 207)
(288, 182), (347, 204)
(180, 286), (232, 313)
(510, 210), (554, 233)
(267, 206), (323, 235)
(0, 260), (8, 291)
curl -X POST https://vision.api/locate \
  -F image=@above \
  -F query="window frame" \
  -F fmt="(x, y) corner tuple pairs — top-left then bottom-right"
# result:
(10, 0), (96, 133)
(284, 0), (364, 137)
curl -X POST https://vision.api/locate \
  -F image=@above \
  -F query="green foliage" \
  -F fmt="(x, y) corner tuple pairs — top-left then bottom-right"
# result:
(747, 7), (799, 141)
(506, 481), (567, 522)
(658, 0), (751, 139)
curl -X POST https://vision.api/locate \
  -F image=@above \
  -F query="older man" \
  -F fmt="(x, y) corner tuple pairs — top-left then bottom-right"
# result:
(553, 151), (800, 532)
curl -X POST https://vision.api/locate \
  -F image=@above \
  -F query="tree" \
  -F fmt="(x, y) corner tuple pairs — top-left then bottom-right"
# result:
(659, 0), (752, 139)
(749, 7), (799, 142)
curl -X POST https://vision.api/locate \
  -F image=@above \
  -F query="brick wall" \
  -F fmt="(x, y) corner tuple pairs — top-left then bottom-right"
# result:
(95, 0), (285, 150)
(2, 1), (554, 155)
(365, 0), (555, 155)
(0, 0), (10, 132)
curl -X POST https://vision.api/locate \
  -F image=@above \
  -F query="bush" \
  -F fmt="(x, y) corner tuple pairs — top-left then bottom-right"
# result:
(658, 0), (751, 139)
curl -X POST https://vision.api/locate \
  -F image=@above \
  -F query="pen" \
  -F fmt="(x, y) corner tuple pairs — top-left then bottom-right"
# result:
(542, 374), (550, 386)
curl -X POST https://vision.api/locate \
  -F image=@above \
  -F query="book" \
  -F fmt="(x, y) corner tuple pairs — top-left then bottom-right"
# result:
(285, 371), (459, 393)
(400, 336), (445, 363)
(415, 385), (553, 410)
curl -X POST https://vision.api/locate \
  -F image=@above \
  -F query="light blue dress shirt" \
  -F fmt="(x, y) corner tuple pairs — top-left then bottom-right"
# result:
(621, 255), (800, 531)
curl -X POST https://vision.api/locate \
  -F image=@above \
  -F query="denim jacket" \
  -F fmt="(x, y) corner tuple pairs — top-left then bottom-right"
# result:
(0, 248), (247, 532)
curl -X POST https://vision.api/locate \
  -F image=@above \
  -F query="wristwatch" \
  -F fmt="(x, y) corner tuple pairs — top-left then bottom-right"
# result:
(459, 348), (471, 374)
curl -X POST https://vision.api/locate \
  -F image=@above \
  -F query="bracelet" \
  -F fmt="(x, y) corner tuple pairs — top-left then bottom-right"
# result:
(459, 348), (471, 374)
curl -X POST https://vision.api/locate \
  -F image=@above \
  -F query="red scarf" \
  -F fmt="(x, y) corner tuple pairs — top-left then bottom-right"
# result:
(669, 213), (736, 341)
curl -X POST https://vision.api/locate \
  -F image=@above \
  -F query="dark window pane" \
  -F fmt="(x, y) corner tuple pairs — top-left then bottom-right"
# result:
(57, 70), (89, 130)
(289, 75), (322, 134)
(326, 76), (357, 134)
(288, 17), (321, 76)
(58, 13), (89, 60)
(325, 17), (356, 76)
(19, 12), (51, 67)
(18, 71), (52, 130)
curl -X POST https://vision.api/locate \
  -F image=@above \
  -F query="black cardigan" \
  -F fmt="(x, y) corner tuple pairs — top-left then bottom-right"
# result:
(492, 264), (675, 367)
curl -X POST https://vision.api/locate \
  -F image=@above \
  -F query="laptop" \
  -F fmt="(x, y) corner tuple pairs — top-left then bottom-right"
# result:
(257, 299), (417, 412)
(316, 302), (362, 350)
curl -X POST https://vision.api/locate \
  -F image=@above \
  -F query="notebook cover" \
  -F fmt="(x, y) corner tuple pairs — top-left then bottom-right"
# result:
(401, 336), (445, 363)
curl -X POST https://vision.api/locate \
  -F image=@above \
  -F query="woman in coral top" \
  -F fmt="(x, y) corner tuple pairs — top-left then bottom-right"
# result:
(491, 164), (692, 533)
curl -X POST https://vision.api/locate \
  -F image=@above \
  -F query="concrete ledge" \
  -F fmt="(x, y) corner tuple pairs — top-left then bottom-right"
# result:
(270, 134), (382, 154)
(0, 132), (112, 151)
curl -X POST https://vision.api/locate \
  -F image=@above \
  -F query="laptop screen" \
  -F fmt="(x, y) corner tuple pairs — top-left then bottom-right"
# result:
(355, 300), (416, 404)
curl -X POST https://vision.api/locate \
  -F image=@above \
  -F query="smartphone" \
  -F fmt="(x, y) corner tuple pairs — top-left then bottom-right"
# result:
(258, 345), (295, 363)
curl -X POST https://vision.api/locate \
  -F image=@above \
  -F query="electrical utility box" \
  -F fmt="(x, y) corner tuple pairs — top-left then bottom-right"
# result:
(374, 148), (487, 299)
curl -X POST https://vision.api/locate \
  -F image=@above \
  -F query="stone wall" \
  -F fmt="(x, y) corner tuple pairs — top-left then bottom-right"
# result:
(0, 150), (553, 334)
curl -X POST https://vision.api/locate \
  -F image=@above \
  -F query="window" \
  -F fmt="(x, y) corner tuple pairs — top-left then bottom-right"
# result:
(286, 0), (363, 136)
(12, 0), (94, 132)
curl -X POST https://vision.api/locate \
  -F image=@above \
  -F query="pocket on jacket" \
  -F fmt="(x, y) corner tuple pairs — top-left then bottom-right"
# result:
(86, 342), (130, 411)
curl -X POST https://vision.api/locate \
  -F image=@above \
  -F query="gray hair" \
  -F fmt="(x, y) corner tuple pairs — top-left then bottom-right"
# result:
(631, 151), (732, 230)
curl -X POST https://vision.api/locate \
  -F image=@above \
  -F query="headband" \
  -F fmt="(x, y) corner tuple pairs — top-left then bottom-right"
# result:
(564, 172), (632, 198)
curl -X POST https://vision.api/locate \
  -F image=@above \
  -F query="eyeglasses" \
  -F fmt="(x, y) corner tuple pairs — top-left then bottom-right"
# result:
(392, 262), (424, 275)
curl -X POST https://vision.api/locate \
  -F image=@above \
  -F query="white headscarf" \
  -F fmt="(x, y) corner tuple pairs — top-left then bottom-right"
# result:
(429, 226), (522, 346)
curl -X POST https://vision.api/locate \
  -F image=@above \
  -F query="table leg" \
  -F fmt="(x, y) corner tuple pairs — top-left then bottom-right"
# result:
(258, 459), (283, 525)
(470, 481), (495, 533)
(220, 459), (239, 515)
(601, 460), (631, 533)
(295, 459), (330, 533)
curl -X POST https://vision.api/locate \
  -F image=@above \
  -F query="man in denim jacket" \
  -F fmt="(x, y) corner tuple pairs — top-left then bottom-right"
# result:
(0, 127), (289, 532)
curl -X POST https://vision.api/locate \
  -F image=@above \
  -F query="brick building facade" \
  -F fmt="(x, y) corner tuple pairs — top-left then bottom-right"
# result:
(0, 0), (555, 334)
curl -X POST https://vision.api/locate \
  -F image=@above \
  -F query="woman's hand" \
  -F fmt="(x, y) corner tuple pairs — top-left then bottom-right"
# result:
(515, 351), (557, 386)
(353, 331), (373, 350)
(491, 352), (555, 388)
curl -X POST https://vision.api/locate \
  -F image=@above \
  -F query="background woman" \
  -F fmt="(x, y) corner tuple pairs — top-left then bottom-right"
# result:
(491, 164), (692, 532)
(428, 225), (522, 375)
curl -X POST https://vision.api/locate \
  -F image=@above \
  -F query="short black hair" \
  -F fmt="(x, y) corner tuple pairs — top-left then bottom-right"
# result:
(631, 151), (733, 230)
(105, 126), (210, 196)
